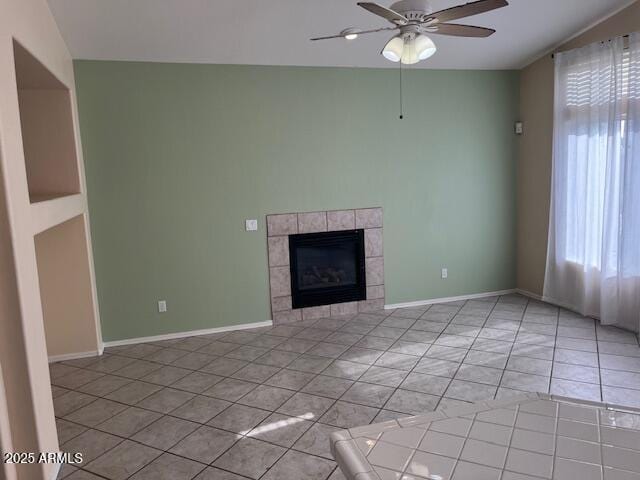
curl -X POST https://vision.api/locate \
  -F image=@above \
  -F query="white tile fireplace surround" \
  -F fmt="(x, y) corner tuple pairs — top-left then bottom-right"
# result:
(267, 208), (384, 324)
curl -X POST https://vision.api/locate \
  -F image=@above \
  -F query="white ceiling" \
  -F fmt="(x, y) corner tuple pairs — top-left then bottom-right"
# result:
(48, 0), (632, 70)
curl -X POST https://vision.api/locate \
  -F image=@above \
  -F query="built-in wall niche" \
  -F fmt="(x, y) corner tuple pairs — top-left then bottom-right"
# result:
(34, 215), (98, 357)
(13, 40), (80, 203)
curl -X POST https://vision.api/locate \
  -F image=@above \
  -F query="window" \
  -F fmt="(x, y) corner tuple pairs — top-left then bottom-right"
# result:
(546, 33), (640, 332)
(558, 46), (638, 275)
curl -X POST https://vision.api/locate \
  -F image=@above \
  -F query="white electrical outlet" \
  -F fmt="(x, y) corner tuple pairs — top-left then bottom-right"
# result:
(158, 300), (167, 313)
(441, 268), (448, 279)
(245, 219), (258, 231)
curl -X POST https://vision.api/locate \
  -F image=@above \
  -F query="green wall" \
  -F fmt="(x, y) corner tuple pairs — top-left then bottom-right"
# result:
(74, 61), (519, 342)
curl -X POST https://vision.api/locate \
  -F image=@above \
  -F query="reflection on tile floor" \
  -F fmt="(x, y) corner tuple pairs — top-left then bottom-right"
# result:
(52, 294), (640, 480)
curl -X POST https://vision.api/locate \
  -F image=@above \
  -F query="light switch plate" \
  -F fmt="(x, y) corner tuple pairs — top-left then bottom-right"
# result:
(158, 300), (167, 313)
(441, 268), (448, 279)
(245, 219), (258, 231)
(514, 121), (524, 135)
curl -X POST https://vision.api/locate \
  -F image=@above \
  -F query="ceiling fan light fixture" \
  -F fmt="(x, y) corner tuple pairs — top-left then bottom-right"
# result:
(382, 35), (404, 62)
(415, 34), (436, 60)
(341, 28), (360, 40)
(382, 33), (436, 65)
(401, 36), (420, 65)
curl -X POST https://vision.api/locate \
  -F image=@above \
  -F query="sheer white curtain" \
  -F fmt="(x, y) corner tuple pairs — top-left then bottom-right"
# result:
(544, 33), (640, 333)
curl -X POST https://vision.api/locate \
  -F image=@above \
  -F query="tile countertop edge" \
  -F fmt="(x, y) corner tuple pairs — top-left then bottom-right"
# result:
(329, 392), (640, 480)
(330, 430), (382, 480)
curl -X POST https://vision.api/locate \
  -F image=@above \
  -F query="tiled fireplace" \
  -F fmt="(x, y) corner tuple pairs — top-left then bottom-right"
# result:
(266, 208), (385, 324)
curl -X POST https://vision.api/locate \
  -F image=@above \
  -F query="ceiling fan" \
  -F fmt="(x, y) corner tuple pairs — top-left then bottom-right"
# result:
(311, 0), (508, 65)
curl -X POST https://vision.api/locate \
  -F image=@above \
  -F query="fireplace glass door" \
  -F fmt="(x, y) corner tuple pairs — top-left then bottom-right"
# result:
(289, 230), (366, 309)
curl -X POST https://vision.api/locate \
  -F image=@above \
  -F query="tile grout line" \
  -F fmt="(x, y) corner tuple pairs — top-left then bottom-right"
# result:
(549, 300), (561, 399)
(436, 297), (502, 407)
(595, 323), (605, 405)
(346, 305), (434, 419)
(497, 402), (520, 480)
(493, 295), (529, 401)
(376, 302), (458, 415)
(373, 297), (501, 416)
(548, 399), (560, 480)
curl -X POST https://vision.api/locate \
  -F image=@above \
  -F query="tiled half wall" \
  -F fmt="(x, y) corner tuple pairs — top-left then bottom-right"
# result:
(266, 208), (385, 324)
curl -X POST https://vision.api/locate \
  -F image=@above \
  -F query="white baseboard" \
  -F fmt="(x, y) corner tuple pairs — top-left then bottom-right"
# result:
(385, 289), (517, 310)
(102, 320), (273, 348)
(48, 349), (103, 364)
(515, 288), (543, 301)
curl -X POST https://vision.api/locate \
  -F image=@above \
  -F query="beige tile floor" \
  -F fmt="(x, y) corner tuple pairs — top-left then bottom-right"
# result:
(51, 294), (640, 480)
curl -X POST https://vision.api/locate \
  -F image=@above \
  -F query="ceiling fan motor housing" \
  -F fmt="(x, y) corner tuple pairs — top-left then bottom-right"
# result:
(389, 0), (434, 22)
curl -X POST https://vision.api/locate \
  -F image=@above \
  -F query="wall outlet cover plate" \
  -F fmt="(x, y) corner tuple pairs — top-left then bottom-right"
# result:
(245, 219), (258, 231)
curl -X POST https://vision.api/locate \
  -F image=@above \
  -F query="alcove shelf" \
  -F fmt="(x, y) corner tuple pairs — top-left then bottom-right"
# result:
(30, 193), (84, 235)
(14, 40), (81, 205)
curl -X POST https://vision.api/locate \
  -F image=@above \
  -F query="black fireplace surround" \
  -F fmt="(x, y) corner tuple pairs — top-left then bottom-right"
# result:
(289, 230), (366, 309)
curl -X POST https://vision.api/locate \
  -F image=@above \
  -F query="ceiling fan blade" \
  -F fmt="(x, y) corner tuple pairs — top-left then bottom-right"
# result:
(311, 33), (353, 41)
(357, 2), (408, 25)
(311, 26), (399, 41)
(428, 23), (495, 37)
(428, 0), (508, 24)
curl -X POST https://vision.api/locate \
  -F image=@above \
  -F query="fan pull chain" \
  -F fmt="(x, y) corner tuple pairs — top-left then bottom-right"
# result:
(399, 61), (404, 120)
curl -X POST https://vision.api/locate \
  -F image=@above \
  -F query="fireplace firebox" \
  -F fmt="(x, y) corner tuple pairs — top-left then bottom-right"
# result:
(289, 230), (366, 309)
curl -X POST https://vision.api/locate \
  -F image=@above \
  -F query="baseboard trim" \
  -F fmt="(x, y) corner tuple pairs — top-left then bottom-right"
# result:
(48, 350), (103, 364)
(385, 289), (517, 310)
(515, 288), (543, 301)
(102, 320), (273, 348)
